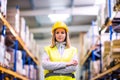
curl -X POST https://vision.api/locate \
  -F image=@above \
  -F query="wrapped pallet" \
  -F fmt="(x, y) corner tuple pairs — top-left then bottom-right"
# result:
(5, 48), (14, 70)
(7, 8), (20, 34)
(20, 17), (26, 42)
(0, 43), (5, 66)
(111, 39), (120, 65)
(0, 0), (7, 17)
(104, 41), (111, 53)
(102, 41), (111, 71)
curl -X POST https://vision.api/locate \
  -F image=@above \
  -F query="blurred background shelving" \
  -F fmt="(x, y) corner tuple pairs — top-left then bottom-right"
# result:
(80, 0), (120, 80)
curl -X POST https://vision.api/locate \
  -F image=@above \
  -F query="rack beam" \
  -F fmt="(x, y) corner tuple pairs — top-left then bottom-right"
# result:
(0, 66), (28, 80)
(0, 13), (39, 65)
(91, 63), (120, 80)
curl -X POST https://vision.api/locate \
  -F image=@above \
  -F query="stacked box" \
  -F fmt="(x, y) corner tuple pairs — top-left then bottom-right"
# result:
(0, 24), (5, 46)
(25, 26), (30, 50)
(24, 65), (37, 79)
(0, 0), (7, 16)
(104, 41), (111, 53)
(20, 18), (31, 51)
(0, 35), (5, 46)
(22, 68), (26, 76)
(103, 41), (111, 59)
(102, 41), (111, 71)
(4, 50), (11, 68)
(2, 43), (39, 78)
(0, 26), (5, 66)
(20, 17), (26, 43)
(7, 8), (20, 34)
(112, 39), (120, 48)
(15, 50), (24, 75)
(0, 43), (5, 66)
(16, 50), (22, 61)
(16, 59), (23, 74)
(111, 39), (120, 65)
(5, 48), (14, 70)
(24, 65), (29, 78)
(30, 65), (34, 80)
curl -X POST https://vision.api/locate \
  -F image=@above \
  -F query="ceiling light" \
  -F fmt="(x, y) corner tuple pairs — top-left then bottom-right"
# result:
(48, 14), (70, 22)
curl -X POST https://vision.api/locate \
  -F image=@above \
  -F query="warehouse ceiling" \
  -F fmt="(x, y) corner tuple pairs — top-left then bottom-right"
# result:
(7, 0), (104, 42)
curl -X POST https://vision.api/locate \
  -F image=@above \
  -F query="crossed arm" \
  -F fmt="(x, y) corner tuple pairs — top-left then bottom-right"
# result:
(42, 52), (78, 73)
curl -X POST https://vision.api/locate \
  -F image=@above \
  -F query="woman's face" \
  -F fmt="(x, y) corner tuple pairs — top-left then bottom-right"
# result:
(55, 28), (66, 42)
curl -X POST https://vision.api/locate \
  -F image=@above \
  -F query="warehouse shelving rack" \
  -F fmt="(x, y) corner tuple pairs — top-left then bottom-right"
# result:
(91, 15), (120, 80)
(0, 8), (39, 79)
(80, 0), (120, 80)
(0, 14), (39, 65)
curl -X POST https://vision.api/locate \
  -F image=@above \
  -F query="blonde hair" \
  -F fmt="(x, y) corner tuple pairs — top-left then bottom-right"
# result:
(50, 31), (71, 48)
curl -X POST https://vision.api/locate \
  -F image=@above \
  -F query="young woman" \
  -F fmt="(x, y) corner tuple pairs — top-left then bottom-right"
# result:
(42, 21), (78, 80)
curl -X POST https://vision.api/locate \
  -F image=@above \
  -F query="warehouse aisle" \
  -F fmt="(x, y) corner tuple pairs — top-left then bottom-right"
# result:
(0, 0), (120, 80)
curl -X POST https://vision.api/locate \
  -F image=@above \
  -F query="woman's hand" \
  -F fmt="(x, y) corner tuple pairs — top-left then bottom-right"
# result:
(66, 60), (78, 66)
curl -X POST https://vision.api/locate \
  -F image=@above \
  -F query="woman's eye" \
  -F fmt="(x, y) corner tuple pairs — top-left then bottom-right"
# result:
(61, 32), (65, 34)
(56, 32), (59, 34)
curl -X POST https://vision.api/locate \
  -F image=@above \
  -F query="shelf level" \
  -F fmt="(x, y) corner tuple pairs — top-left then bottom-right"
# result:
(0, 13), (39, 65)
(0, 66), (28, 80)
(91, 63), (120, 80)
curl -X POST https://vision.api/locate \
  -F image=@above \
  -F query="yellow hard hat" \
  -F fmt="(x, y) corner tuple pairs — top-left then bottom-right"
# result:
(51, 21), (69, 33)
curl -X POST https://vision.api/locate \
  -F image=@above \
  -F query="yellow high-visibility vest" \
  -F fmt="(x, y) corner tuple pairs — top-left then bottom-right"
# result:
(44, 46), (77, 80)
